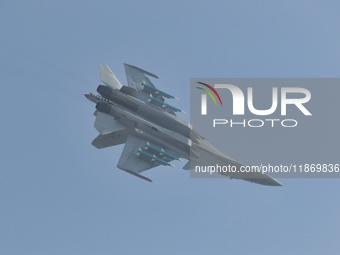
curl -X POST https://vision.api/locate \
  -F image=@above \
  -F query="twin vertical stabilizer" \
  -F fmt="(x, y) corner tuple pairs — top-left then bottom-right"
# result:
(99, 64), (123, 90)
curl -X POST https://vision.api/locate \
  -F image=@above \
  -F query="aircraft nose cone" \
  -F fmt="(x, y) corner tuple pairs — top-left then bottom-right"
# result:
(248, 176), (282, 186)
(263, 178), (282, 186)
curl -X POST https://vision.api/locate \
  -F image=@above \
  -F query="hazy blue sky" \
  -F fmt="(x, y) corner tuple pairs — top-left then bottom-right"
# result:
(1, 1), (339, 254)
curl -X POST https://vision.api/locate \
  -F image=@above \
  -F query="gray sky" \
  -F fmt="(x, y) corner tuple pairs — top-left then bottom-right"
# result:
(1, 1), (340, 254)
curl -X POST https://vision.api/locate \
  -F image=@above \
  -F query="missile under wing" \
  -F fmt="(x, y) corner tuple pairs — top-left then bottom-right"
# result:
(85, 64), (281, 186)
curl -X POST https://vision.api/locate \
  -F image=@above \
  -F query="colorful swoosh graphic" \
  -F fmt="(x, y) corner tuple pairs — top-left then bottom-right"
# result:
(196, 82), (223, 106)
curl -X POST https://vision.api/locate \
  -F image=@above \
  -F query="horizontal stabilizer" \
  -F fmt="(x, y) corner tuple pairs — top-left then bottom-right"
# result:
(92, 129), (129, 149)
(94, 111), (126, 135)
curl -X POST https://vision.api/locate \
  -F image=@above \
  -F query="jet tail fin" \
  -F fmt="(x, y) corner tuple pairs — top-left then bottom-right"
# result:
(99, 64), (122, 89)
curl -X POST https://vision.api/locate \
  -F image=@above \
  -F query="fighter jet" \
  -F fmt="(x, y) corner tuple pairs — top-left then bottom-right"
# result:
(85, 64), (281, 186)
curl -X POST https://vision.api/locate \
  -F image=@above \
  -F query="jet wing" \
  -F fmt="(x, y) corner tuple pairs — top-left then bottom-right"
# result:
(124, 64), (180, 115)
(117, 134), (180, 182)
